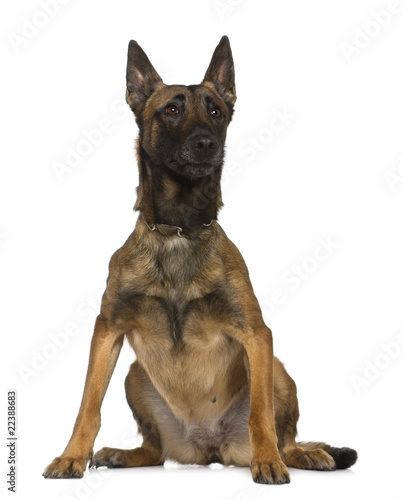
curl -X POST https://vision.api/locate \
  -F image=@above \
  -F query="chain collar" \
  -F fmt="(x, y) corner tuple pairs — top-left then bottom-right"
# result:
(142, 214), (215, 238)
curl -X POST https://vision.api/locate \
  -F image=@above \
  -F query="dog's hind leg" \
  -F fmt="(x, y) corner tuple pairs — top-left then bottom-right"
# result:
(91, 361), (164, 469)
(91, 445), (162, 469)
(284, 441), (358, 471)
(273, 358), (335, 471)
(282, 442), (336, 471)
(273, 358), (356, 471)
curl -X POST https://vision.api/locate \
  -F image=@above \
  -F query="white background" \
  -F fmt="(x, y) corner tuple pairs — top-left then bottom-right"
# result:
(1, 1), (403, 499)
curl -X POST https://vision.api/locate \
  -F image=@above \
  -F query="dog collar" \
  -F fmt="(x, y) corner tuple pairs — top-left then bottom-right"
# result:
(142, 214), (215, 238)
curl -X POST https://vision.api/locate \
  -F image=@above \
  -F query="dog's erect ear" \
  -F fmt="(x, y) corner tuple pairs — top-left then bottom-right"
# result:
(126, 40), (163, 115)
(203, 36), (236, 107)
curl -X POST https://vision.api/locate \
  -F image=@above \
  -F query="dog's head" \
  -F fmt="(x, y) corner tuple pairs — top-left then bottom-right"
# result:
(126, 36), (236, 179)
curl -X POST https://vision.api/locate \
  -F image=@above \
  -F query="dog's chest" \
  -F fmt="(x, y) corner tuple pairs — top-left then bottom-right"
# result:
(124, 287), (245, 421)
(115, 235), (243, 344)
(127, 307), (246, 423)
(125, 283), (241, 358)
(112, 234), (247, 420)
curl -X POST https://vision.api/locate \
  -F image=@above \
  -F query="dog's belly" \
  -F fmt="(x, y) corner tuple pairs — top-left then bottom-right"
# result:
(126, 318), (248, 425)
(144, 374), (252, 466)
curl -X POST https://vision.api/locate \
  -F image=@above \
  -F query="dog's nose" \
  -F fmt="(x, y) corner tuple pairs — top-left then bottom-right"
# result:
(190, 134), (218, 159)
(193, 135), (217, 151)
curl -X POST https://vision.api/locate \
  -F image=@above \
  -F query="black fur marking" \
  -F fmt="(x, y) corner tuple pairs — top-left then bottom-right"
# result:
(323, 445), (358, 469)
(202, 288), (245, 328)
(140, 419), (162, 451)
(172, 93), (186, 102)
(111, 289), (144, 323)
(208, 453), (221, 464)
(167, 298), (184, 345)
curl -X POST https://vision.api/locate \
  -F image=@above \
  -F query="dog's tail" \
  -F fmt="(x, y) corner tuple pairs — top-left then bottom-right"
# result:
(297, 441), (358, 469)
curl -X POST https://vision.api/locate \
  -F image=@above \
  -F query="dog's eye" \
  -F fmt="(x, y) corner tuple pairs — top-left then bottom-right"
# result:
(166, 105), (179, 115)
(211, 107), (221, 118)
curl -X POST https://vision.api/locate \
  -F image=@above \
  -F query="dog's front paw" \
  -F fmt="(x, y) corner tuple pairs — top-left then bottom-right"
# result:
(43, 455), (88, 479)
(250, 459), (290, 485)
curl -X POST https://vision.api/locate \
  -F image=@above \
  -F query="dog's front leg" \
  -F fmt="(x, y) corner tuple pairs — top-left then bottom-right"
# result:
(44, 316), (123, 478)
(241, 325), (290, 484)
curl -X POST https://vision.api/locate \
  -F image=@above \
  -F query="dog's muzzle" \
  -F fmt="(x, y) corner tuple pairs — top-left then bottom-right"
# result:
(181, 131), (222, 165)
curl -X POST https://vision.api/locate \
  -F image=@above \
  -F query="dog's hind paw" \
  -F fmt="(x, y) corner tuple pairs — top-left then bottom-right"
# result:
(91, 447), (127, 468)
(91, 446), (163, 468)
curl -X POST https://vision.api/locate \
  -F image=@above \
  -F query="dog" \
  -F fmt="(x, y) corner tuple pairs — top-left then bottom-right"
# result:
(43, 36), (357, 484)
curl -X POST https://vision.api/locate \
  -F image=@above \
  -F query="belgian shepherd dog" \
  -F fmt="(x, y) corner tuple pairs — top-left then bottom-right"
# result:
(44, 36), (357, 484)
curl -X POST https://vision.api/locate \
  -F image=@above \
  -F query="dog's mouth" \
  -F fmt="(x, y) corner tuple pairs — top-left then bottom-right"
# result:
(166, 159), (220, 178)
